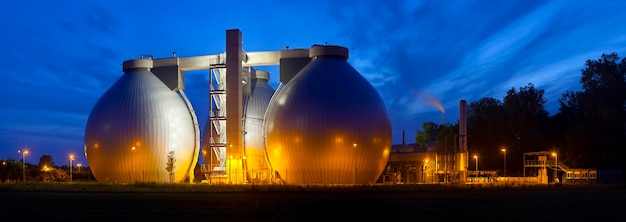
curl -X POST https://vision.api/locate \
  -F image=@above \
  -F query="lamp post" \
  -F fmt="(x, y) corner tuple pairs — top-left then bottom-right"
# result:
(18, 149), (29, 183)
(77, 163), (82, 172)
(552, 152), (558, 183)
(131, 146), (136, 183)
(423, 159), (429, 184)
(69, 154), (74, 182)
(353, 143), (357, 184)
(473, 155), (478, 172)
(501, 148), (507, 177)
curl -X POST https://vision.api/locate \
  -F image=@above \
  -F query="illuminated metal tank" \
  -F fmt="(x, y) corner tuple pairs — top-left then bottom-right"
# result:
(201, 69), (275, 183)
(265, 45), (392, 184)
(84, 58), (198, 183)
(242, 70), (275, 182)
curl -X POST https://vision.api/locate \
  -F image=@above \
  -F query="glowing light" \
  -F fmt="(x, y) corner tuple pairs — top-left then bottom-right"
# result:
(334, 136), (343, 144)
(473, 155), (478, 171)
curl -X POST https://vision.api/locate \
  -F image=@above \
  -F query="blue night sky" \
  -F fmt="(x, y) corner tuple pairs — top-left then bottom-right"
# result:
(1, 0), (626, 166)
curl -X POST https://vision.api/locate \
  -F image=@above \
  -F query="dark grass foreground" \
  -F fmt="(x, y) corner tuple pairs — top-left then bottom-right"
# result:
(1, 182), (624, 221)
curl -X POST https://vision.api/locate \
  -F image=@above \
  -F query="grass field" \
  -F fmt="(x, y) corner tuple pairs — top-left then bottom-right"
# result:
(1, 182), (624, 221)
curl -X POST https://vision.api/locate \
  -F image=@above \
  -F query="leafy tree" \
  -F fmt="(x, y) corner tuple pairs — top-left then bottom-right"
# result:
(1, 159), (21, 182)
(435, 123), (459, 152)
(415, 121), (440, 148)
(467, 97), (508, 171)
(166, 151), (176, 183)
(570, 52), (626, 169)
(557, 90), (580, 124)
(38, 154), (55, 168)
(36, 168), (69, 182)
(503, 83), (548, 149)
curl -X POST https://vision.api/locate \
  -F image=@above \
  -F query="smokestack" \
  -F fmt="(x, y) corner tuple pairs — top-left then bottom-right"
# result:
(459, 100), (467, 152)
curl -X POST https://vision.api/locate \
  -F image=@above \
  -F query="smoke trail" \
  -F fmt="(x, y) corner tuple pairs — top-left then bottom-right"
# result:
(421, 91), (445, 114)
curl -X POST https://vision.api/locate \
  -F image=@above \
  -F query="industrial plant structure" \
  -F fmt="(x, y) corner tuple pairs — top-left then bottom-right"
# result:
(84, 29), (392, 184)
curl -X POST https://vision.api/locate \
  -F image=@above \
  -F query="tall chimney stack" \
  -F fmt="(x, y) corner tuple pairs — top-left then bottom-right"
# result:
(459, 100), (467, 152)
(402, 130), (405, 147)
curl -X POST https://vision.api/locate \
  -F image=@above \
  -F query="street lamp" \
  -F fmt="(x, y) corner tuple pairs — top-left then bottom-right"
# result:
(473, 155), (478, 172)
(77, 163), (82, 172)
(501, 148), (507, 177)
(18, 149), (29, 183)
(69, 154), (74, 182)
(131, 146), (136, 183)
(423, 159), (429, 183)
(353, 143), (357, 184)
(552, 152), (558, 183)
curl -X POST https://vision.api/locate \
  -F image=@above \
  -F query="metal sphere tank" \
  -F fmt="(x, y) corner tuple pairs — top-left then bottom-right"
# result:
(264, 45), (392, 184)
(84, 59), (198, 183)
(201, 69), (275, 183)
(242, 70), (275, 182)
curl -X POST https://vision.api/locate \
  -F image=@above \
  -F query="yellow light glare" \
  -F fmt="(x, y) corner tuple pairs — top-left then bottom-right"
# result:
(334, 136), (343, 144)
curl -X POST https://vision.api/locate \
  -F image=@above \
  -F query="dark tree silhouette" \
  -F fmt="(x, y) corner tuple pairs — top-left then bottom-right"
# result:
(565, 52), (626, 169)
(38, 154), (55, 168)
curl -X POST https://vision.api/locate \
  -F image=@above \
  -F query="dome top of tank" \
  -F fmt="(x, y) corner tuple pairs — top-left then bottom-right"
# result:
(122, 55), (155, 71)
(309, 45), (349, 60)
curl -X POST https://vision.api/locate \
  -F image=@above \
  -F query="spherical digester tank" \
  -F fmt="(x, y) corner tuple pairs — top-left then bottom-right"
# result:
(242, 70), (275, 182)
(201, 69), (275, 183)
(84, 59), (198, 183)
(264, 45), (392, 184)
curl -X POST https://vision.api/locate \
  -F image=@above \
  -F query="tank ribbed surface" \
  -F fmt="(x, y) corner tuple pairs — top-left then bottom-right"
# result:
(201, 72), (275, 182)
(243, 77), (275, 182)
(265, 49), (392, 184)
(84, 68), (197, 183)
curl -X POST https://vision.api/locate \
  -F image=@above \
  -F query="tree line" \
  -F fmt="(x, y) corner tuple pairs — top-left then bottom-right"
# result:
(1, 154), (93, 183)
(416, 52), (625, 178)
